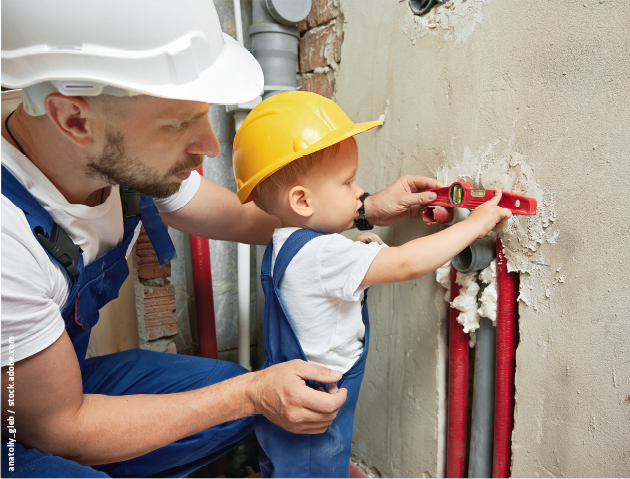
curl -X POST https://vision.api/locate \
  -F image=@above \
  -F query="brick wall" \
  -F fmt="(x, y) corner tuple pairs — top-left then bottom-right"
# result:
(298, 0), (342, 100)
(135, 228), (178, 353)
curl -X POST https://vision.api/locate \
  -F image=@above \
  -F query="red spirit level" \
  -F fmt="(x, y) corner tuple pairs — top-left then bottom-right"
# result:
(427, 181), (537, 215)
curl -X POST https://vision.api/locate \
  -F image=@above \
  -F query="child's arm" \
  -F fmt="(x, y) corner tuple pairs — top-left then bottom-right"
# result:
(363, 192), (512, 285)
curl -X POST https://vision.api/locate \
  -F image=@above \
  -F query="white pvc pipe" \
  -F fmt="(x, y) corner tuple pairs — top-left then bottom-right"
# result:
(233, 0), (245, 46)
(235, 111), (251, 370)
(238, 242), (251, 370)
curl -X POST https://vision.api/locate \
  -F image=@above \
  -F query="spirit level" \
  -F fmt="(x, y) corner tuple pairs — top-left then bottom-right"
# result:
(427, 181), (537, 215)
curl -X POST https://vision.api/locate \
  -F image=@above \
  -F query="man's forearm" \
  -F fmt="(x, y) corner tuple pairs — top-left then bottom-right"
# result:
(4, 332), (347, 468)
(45, 373), (256, 466)
(161, 176), (280, 245)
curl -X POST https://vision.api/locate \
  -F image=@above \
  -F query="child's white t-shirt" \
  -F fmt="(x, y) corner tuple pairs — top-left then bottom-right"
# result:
(271, 227), (388, 374)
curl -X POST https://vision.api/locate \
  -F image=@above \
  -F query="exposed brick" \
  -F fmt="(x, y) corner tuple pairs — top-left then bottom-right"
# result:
(299, 0), (339, 32)
(143, 284), (177, 340)
(299, 70), (336, 99)
(146, 324), (178, 341)
(144, 286), (176, 298)
(138, 263), (170, 279)
(298, 21), (340, 73)
(136, 228), (171, 279)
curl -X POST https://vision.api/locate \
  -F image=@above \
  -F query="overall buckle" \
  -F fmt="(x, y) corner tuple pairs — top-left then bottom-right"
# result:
(35, 224), (82, 276)
(120, 187), (142, 223)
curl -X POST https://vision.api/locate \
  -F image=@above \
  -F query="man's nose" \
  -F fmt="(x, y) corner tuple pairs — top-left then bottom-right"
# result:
(187, 117), (221, 157)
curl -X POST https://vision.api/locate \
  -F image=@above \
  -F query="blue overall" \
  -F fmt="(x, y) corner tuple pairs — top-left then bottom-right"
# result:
(254, 229), (370, 478)
(1, 166), (252, 478)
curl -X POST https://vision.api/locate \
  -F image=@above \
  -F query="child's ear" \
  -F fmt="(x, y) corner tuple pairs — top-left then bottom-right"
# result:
(287, 185), (313, 218)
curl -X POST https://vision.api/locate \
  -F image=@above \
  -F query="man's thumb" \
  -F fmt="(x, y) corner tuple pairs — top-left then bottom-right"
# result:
(409, 191), (437, 206)
(297, 362), (343, 384)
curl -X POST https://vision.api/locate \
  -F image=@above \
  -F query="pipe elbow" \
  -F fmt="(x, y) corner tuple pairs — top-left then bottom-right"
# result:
(422, 206), (470, 226)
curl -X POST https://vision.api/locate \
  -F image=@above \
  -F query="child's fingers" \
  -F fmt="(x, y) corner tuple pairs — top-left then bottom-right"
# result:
(486, 190), (503, 206)
(493, 208), (513, 231)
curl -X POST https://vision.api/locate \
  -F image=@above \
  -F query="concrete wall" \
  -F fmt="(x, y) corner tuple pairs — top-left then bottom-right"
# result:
(336, 0), (630, 476)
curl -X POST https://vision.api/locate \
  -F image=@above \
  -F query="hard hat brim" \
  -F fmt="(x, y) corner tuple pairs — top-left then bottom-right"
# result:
(1, 34), (264, 107)
(111, 34), (264, 106)
(238, 119), (382, 204)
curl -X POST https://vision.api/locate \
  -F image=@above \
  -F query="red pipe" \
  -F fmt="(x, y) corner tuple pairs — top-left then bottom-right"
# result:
(190, 166), (218, 360)
(422, 206), (454, 225)
(493, 239), (518, 478)
(447, 265), (469, 478)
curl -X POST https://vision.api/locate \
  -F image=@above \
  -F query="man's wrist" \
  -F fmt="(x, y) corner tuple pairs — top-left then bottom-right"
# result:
(355, 193), (374, 230)
(363, 194), (380, 226)
(242, 371), (262, 416)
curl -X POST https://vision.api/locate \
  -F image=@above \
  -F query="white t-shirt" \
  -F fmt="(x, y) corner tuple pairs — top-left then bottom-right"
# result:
(0, 137), (201, 366)
(271, 227), (388, 374)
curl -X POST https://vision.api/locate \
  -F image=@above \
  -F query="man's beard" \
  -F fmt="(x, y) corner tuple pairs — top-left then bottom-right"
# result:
(86, 127), (203, 199)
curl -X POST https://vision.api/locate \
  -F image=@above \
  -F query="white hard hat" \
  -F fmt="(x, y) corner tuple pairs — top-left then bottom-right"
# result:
(1, 0), (264, 114)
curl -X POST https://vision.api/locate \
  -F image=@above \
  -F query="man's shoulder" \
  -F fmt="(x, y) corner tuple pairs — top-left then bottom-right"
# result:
(1, 192), (32, 237)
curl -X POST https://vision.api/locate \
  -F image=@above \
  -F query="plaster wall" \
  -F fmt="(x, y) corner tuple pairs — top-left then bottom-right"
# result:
(336, 0), (630, 476)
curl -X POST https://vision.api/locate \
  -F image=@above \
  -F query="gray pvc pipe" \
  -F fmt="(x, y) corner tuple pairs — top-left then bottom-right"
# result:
(451, 239), (497, 476)
(452, 239), (495, 274)
(251, 0), (310, 98)
(468, 315), (496, 478)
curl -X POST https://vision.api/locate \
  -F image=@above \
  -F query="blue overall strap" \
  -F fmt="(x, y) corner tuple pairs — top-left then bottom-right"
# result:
(271, 229), (322, 288)
(1, 165), (84, 285)
(261, 228), (322, 377)
(256, 228), (370, 478)
(139, 193), (176, 266)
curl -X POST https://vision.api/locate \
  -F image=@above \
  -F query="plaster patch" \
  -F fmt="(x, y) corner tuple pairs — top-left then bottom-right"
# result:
(435, 260), (451, 302)
(401, 0), (489, 45)
(379, 97), (391, 124)
(435, 142), (560, 311)
(478, 259), (497, 325)
(452, 271), (480, 334)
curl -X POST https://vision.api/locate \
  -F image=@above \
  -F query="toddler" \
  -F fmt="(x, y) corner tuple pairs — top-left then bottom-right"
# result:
(232, 92), (511, 478)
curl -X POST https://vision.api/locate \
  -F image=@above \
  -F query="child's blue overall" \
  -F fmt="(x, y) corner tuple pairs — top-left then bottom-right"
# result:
(1, 166), (253, 478)
(255, 229), (370, 478)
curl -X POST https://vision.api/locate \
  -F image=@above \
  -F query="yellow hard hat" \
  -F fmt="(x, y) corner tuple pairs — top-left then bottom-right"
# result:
(233, 91), (382, 204)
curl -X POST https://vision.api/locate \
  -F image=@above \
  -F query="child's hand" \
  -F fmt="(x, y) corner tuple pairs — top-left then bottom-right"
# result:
(466, 191), (512, 238)
(353, 232), (384, 245)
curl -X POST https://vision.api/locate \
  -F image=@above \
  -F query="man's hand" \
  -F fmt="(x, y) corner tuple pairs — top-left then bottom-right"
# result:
(364, 175), (443, 227)
(250, 360), (347, 434)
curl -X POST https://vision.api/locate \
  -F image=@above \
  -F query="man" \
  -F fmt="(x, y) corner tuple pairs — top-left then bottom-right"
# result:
(1, 1), (442, 477)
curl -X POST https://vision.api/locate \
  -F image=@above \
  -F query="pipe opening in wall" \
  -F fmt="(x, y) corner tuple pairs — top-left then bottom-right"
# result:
(409, 0), (448, 16)
(457, 247), (473, 272)
(453, 240), (495, 275)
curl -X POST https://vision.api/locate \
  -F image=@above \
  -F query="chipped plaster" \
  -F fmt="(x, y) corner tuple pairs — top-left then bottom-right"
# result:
(337, 0), (630, 476)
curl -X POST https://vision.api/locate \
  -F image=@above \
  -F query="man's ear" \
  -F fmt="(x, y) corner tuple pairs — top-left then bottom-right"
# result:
(44, 93), (96, 148)
(287, 185), (313, 218)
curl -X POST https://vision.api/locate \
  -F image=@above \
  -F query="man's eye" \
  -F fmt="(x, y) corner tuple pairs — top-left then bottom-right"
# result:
(171, 122), (185, 129)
